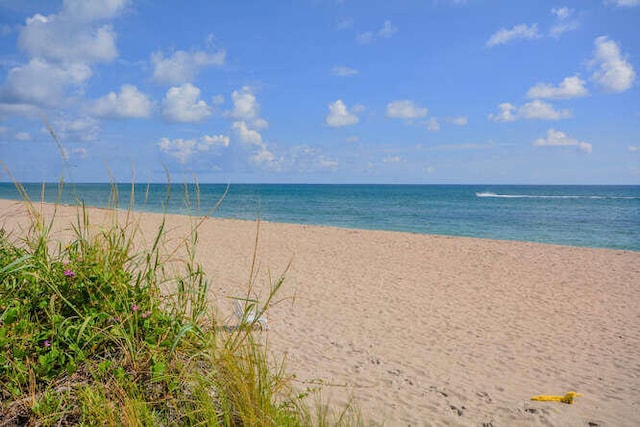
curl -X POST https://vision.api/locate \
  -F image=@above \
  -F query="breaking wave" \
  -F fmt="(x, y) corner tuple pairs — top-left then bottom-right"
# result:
(475, 192), (640, 200)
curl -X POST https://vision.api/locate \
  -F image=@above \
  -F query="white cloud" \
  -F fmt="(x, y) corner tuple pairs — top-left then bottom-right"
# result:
(551, 7), (571, 20)
(533, 128), (592, 153)
(629, 146), (640, 152)
(1, 1), (127, 111)
(519, 100), (572, 120)
(590, 36), (636, 93)
(605, 0), (640, 6)
(489, 100), (571, 121)
(0, 103), (41, 118)
(488, 103), (517, 122)
(425, 117), (441, 132)
(446, 116), (468, 126)
(18, 1), (125, 64)
(229, 86), (259, 121)
(356, 20), (397, 44)
(15, 132), (31, 141)
(251, 145), (276, 165)
(158, 137), (198, 164)
(61, 0), (131, 22)
(91, 84), (152, 119)
(346, 136), (360, 143)
(151, 49), (225, 85)
(162, 83), (211, 123)
(526, 75), (588, 99)
(159, 133), (228, 164)
(332, 66), (358, 77)
(288, 146), (338, 172)
(485, 24), (540, 47)
(199, 134), (229, 150)
(232, 121), (263, 145)
(53, 116), (100, 141)
(326, 100), (361, 127)
(356, 31), (374, 44)
(386, 100), (428, 120)
(212, 94), (225, 105)
(2, 58), (91, 106)
(549, 7), (579, 37)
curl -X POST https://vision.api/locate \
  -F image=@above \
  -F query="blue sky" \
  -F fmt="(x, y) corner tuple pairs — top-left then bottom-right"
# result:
(0, 0), (638, 184)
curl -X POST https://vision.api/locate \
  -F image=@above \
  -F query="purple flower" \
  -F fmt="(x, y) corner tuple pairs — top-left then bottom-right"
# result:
(132, 304), (138, 312)
(43, 340), (51, 348)
(64, 269), (75, 278)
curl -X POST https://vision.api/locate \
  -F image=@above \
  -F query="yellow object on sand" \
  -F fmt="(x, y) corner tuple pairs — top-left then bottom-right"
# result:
(531, 392), (583, 404)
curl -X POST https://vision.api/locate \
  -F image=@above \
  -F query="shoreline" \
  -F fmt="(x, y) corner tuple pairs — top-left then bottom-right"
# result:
(1, 198), (639, 425)
(0, 196), (637, 254)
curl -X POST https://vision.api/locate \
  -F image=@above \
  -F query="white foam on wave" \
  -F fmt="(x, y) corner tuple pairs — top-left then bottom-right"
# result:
(475, 192), (639, 200)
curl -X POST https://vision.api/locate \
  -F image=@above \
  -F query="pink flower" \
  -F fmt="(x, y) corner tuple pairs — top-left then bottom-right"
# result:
(64, 269), (75, 278)
(132, 304), (138, 312)
(44, 340), (51, 347)
(141, 311), (151, 319)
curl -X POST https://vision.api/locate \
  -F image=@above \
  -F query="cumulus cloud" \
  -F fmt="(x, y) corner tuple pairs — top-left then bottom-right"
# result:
(159, 133), (229, 163)
(229, 87), (259, 121)
(485, 23), (540, 47)
(356, 20), (398, 44)
(232, 121), (263, 145)
(2, 58), (91, 106)
(332, 66), (358, 77)
(386, 100), (428, 120)
(488, 103), (517, 122)
(1, 0), (128, 110)
(590, 36), (636, 93)
(231, 121), (277, 167)
(489, 100), (571, 121)
(17, 0), (128, 64)
(199, 134), (229, 149)
(162, 83), (211, 123)
(326, 100), (362, 127)
(91, 84), (152, 119)
(526, 75), (589, 99)
(151, 49), (225, 85)
(533, 128), (592, 153)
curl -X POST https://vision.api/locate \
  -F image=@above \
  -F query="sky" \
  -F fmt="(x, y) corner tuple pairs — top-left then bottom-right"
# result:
(0, 0), (638, 184)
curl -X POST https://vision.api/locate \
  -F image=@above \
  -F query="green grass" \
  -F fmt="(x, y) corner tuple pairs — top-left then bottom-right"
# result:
(0, 181), (363, 426)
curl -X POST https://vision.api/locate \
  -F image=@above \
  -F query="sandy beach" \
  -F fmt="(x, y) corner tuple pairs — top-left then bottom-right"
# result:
(1, 198), (639, 426)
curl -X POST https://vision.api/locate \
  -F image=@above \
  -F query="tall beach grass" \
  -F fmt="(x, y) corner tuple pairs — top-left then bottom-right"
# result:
(0, 177), (363, 426)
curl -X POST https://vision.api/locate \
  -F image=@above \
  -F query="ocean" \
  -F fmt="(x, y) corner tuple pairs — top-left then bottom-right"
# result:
(1, 183), (638, 251)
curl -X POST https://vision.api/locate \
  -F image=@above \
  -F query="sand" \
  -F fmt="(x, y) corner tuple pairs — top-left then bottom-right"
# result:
(1, 198), (639, 426)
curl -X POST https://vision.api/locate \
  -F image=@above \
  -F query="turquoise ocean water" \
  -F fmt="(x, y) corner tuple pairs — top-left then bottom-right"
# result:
(1, 183), (638, 251)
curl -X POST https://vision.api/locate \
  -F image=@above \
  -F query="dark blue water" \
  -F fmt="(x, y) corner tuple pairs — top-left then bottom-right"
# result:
(1, 183), (638, 251)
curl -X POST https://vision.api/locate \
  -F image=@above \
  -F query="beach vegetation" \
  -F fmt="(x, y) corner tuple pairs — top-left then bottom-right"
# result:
(0, 178), (362, 425)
